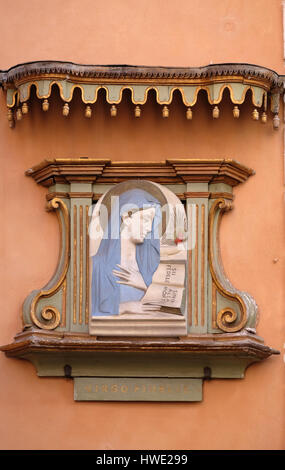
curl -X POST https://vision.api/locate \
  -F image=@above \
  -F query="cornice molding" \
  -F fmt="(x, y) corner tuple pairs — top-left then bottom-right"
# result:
(0, 61), (283, 86)
(1, 329), (278, 359)
(25, 158), (254, 187)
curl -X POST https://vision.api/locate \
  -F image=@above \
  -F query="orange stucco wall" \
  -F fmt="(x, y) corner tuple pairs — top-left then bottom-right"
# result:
(0, 0), (285, 450)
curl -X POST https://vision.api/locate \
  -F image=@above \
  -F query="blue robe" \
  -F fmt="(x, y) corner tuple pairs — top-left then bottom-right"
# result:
(91, 188), (161, 316)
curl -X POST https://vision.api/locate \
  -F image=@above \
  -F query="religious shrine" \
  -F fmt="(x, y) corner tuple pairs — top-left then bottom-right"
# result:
(0, 61), (281, 402)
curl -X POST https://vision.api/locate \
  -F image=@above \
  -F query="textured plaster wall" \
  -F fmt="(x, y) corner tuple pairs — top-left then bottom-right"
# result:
(0, 0), (284, 450)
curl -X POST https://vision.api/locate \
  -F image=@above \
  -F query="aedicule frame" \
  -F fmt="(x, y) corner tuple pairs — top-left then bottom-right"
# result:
(0, 158), (278, 401)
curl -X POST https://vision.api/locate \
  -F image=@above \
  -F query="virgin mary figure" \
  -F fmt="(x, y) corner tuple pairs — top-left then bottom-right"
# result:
(90, 185), (164, 317)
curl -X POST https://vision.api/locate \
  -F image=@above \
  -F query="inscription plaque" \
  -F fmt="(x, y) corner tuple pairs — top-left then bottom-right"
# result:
(74, 377), (203, 402)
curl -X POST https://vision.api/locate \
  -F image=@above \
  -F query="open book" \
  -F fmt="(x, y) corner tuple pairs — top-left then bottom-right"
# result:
(141, 263), (185, 315)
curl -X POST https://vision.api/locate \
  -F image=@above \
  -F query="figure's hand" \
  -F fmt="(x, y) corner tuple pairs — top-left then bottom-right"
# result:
(160, 241), (187, 256)
(112, 264), (147, 292)
(119, 300), (160, 315)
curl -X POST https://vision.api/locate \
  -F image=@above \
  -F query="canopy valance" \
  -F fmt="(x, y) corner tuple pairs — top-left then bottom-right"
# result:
(0, 61), (283, 128)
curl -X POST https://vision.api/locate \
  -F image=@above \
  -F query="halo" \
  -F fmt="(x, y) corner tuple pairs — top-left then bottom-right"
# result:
(99, 179), (168, 236)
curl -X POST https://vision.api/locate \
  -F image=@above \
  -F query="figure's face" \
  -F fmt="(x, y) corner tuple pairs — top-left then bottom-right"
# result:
(127, 207), (156, 244)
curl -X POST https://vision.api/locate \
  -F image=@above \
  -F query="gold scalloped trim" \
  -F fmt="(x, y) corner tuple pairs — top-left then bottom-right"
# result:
(7, 78), (267, 109)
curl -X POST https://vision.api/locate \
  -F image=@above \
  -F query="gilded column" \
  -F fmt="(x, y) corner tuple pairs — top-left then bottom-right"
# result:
(185, 183), (209, 334)
(69, 183), (93, 333)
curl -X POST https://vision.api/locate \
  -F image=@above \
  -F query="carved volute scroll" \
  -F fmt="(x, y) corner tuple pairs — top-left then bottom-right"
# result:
(22, 197), (70, 330)
(208, 198), (258, 333)
(1, 158), (278, 401)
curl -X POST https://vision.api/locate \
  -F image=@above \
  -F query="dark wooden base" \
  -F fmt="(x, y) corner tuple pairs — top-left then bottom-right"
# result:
(0, 328), (279, 379)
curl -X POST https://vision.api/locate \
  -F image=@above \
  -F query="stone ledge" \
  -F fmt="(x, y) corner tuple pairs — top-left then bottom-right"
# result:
(0, 329), (279, 380)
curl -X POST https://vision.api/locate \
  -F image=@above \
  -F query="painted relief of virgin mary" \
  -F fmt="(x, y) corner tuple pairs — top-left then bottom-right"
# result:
(90, 183), (163, 317)
(89, 180), (188, 335)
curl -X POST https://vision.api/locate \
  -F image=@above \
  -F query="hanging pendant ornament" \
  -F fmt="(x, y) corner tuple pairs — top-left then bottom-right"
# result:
(22, 102), (29, 115)
(85, 105), (92, 118)
(7, 108), (14, 128)
(162, 105), (169, 118)
(233, 106), (240, 118)
(212, 106), (219, 119)
(63, 103), (69, 117)
(261, 112), (267, 124)
(42, 99), (49, 112)
(273, 113), (280, 130)
(134, 106), (141, 118)
(252, 108), (259, 120)
(16, 108), (22, 121)
(186, 107), (193, 120)
(110, 105), (117, 117)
